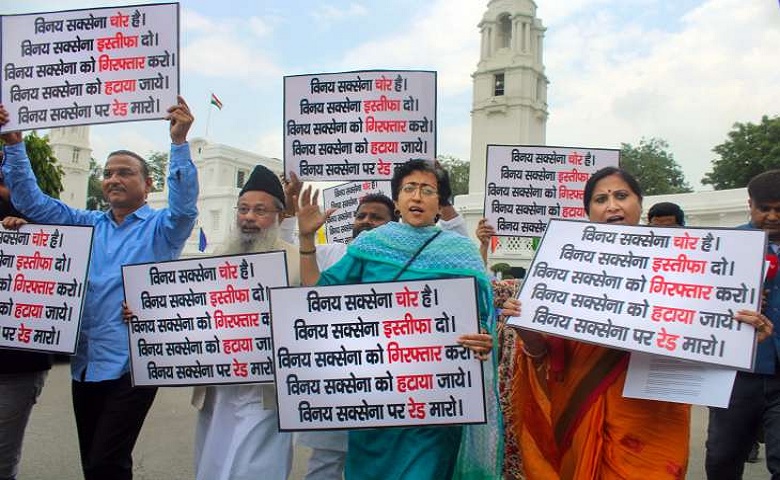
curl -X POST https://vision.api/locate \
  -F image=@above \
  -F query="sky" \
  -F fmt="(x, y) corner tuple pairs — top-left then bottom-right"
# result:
(2, 0), (778, 190)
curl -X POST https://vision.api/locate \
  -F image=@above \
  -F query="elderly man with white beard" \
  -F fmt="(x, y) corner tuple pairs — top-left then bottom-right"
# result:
(191, 164), (300, 480)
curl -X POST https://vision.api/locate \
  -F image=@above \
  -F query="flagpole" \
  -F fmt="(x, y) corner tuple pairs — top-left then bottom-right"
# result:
(204, 93), (213, 140)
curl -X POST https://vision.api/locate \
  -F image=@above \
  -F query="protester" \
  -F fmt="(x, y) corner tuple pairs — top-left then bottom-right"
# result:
(287, 172), (471, 480)
(192, 164), (300, 480)
(0, 97), (198, 480)
(299, 192), (398, 267)
(502, 166), (773, 479)
(297, 159), (494, 479)
(0, 167), (52, 480)
(705, 169), (780, 479)
(647, 201), (685, 226)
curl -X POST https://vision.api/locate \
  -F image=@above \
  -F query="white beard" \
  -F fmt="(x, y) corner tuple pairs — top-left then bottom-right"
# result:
(223, 222), (281, 254)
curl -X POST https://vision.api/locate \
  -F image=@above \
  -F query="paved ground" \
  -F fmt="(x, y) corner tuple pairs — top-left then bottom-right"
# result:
(18, 362), (768, 479)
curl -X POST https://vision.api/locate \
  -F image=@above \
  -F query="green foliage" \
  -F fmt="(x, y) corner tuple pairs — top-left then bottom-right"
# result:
(436, 154), (469, 197)
(490, 262), (511, 274)
(490, 262), (513, 279)
(14, 131), (65, 198)
(702, 115), (780, 190)
(86, 157), (108, 211)
(619, 138), (692, 195)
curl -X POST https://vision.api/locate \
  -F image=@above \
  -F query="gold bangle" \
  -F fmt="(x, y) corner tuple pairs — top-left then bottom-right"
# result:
(299, 248), (316, 255)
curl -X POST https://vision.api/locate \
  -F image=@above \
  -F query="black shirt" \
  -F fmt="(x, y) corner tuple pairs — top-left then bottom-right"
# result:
(0, 199), (53, 374)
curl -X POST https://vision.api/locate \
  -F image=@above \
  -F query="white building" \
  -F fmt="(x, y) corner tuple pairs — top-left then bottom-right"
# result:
(147, 138), (282, 256)
(48, 126), (91, 209)
(645, 189), (750, 229)
(456, 0), (550, 266)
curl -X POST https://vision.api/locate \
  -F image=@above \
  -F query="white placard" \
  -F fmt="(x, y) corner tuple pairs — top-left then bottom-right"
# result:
(509, 219), (766, 369)
(284, 70), (436, 181)
(321, 180), (392, 244)
(123, 251), (288, 386)
(623, 353), (737, 408)
(483, 145), (619, 237)
(0, 224), (93, 354)
(269, 277), (486, 431)
(1, 3), (179, 131)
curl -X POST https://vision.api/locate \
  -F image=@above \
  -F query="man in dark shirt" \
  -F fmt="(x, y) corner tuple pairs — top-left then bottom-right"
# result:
(647, 201), (685, 226)
(706, 169), (780, 479)
(0, 164), (52, 480)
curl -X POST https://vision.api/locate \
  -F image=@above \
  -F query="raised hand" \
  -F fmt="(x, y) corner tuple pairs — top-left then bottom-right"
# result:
(296, 185), (336, 237)
(0, 105), (23, 145)
(166, 95), (194, 145)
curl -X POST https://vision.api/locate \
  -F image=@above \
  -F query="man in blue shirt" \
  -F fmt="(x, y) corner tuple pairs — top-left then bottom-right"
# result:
(0, 96), (199, 480)
(706, 169), (780, 480)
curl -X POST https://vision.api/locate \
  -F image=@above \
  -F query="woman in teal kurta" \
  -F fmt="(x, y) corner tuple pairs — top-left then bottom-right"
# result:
(297, 160), (494, 480)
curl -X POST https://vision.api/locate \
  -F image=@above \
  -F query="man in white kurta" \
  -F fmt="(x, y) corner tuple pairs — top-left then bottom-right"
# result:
(192, 165), (300, 480)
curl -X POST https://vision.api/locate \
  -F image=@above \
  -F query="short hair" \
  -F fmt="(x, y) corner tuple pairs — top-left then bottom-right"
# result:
(107, 150), (150, 179)
(583, 166), (643, 216)
(358, 193), (398, 221)
(648, 202), (685, 226)
(747, 169), (780, 204)
(390, 159), (452, 207)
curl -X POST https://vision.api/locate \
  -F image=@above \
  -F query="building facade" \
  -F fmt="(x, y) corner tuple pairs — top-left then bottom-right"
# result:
(147, 138), (283, 256)
(456, 0), (550, 268)
(48, 126), (91, 209)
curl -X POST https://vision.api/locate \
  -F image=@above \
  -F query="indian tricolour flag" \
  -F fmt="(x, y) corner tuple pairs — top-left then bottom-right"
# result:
(210, 92), (223, 110)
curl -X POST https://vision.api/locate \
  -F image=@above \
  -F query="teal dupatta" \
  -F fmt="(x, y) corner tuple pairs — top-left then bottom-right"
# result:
(318, 222), (498, 480)
(341, 222), (493, 329)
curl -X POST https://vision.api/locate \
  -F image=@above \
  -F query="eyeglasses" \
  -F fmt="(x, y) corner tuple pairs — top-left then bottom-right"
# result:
(235, 206), (280, 217)
(400, 183), (438, 197)
(103, 168), (139, 179)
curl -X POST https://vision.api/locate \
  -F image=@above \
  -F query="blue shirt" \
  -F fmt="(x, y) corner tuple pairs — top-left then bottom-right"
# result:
(2, 142), (199, 381)
(737, 223), (780, 374)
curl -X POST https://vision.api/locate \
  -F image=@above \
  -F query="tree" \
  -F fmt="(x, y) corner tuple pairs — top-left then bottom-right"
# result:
(619, 138), (692, 195)
(86, 157), (108, 211)
(490, 262), (513, 279)
(4, 131), (65, 198)
(436, 154), (469, 197)
(85, 150), (168, 211)
(702, 115), (780, 190)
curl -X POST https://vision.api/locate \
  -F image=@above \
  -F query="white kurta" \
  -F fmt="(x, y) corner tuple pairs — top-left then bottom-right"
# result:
(192, 238), (301, 480)
(194, 384), (292, 480)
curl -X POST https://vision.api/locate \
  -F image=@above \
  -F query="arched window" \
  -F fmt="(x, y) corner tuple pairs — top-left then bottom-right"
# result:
(497, 14), (512, 49)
